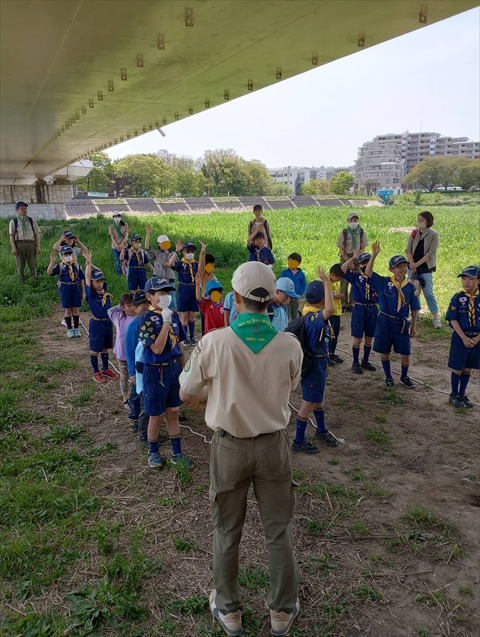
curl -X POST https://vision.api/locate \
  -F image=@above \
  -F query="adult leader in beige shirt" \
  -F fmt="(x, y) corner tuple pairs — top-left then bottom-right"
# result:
(180, 261), (303, 637)
(108, 212), (130, 275)
(9, 201), (41, 281)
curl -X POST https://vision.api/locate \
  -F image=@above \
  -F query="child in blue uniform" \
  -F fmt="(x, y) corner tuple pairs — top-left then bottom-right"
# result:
(292, 267), (338, 454)
(139, 276), (191, 468)
(84, 250), (119, 383)
(365, 241), (420, 389)
(341, 250), (379, 374)
(168, 240), (199, 346)
(281, 252), (307, 321)
(120, 234), (152, 292)
(47, 245), (85, 338)
(247, 231), (275, 267)
(268, 278), (298, 332)
(445, 265), (480, 408)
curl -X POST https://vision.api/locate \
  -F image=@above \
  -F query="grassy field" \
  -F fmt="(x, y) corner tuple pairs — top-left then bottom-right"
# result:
(0, 203), (479, 636)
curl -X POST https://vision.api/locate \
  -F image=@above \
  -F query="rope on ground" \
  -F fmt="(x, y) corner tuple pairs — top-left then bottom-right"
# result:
(288, 402), (346, 444)
(335, 346), (480, 407)
(179, 423), (211, 444)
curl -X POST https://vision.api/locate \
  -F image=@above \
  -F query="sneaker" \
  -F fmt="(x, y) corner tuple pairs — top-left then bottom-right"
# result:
(148, 452), (166, 468)
(129, 420), (139, 432)
(327, 358), (336, 367)
(61, 318), (67, 327)
(351, 362), (363, 375)
(171, 453), (194, 467)
(449, 394), (465, 408)
(67, 328), (75, 338)
(183, 339), (191, 347)
(123, 400), (130, 410)
(270, 599), (300, 636)
(331, 354), (344, 363)
(460, 395), (474, 408)
(74, 328), (81, 337)
(361, 360), (376, 371)
(433, 317), (442, 329)
(314, 430), (338, 447)
(385, 378), (395, 389)
(209, 590), (243, 636)
(400, 376), (415, 388)
(190, 337), (198, 345)
(93, 371), (106, 383)
(102, 368), (119, 379)
(291, 439), (319, 455)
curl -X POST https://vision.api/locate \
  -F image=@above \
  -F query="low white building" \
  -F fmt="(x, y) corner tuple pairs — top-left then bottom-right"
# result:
(268, 165), (327, 194)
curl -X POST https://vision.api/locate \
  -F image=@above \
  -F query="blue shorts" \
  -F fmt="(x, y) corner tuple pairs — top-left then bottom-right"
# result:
(448, 331), (480, 371)
(177, 284), (198, 313)
(169, 289), (178, 310)
(59, 284), (82, 309)
(89, 318), (113, 353)
(143, 360), (182, 416)
(127, 268), (147, 291)
(351, 304), (378, 339)
(373, 313), (411, 356)
(301, 357), (327, 403)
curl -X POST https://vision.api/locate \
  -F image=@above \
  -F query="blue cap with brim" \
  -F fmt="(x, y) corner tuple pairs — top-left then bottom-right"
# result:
(91, 269), (105, 280)
(458, 265), (480, 278)
(276, 277), (298, 299)
(145, 277), (176, 293)
(357, 252), (371, 264)
(62, 231), (75, 238)
(15, 201), (28, 209)
(389, 255), (408, 268)
(205, 280), (223, 295)
(131, 233), (142, 241)
(305, 280), (325, 304)
(60, 245), (74, 254)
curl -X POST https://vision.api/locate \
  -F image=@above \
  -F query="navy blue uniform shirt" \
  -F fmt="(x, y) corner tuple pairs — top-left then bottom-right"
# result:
(445, 291), (480, 334)
(51, 262), (85, 284)
(369, 272), (420, 317)
(343, 269), (378, 305)
(303, 310), (329, 357)
(124, 248), (149, 267)
(174, 259), (198, 284)
(248, 244), (275, 265)
(139, 306), (186, 364)
(86, 283), (111, 319)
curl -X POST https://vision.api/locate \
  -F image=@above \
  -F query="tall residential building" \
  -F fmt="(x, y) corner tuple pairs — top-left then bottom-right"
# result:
(268, 166), (327, 195)
(355, 131), (480, 191)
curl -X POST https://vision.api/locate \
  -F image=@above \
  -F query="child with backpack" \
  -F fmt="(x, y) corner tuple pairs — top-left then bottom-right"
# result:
(337, 213), (369, 312)
(287, 267), (338, 454)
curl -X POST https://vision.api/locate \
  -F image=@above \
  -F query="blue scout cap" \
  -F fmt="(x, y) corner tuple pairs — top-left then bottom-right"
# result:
(145, 276), (175, 293)
(205, 280), (223, 295)
(357, 252), (371, 264)
(458, 265), (480, 278)
(389, 255), (408, 268)
(182, 241), (197, 251)
(15, 201), (28, 209)
(276, 277), (298, 299)
(305, 281), (325, 304)
(62, 230), (75, 238)
(60, 245), (74, 254)
(91, 269), (105, 280)
(131, 233), (142, 241)
(133, 290), (147, 305)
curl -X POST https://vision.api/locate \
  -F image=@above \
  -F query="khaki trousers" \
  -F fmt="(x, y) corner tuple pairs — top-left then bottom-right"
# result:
(15, 241), (37, 280)
(209, 428), (298, 614)
(287, 298), (300, 321)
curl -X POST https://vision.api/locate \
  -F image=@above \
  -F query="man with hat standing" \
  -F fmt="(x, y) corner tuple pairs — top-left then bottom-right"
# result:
(8, 202), (41, 281)
(179, 262), (303, 637)
(336, 212), (368, 312)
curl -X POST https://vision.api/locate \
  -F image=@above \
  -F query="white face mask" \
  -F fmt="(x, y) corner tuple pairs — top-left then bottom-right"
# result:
(417, 221), (427, 230)
(348, 222), (359, 230)
(157, 295), (172, 309)
(184, 252), (194, 260)
(113, 216), (121, 224)
(63, 255), (73, 263)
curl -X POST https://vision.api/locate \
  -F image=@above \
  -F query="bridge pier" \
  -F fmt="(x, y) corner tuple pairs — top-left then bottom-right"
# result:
(0, 183), (72, 220)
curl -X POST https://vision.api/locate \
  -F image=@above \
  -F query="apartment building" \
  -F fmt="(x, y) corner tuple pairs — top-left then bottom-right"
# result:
(268, 165), (327, 194)
(356, 131), (480, 191)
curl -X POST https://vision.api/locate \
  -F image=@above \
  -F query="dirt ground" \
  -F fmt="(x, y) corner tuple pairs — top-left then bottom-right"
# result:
(24, 306), (480, 636)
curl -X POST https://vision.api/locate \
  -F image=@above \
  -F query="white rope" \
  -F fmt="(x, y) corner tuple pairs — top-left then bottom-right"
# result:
(288, 401), (345, 444)
(335, 346), (479, 406)
(179, 423), (211, 444)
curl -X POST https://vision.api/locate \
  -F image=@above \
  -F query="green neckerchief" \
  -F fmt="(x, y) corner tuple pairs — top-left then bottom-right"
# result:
(230, 312), (278, 353)
(17, 213), (28, 236)
(347, 226), (360, 250)
(113, 220), (123, 238)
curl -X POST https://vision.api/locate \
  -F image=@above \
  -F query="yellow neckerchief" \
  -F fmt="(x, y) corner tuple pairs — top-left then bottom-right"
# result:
(61, 256), (77, 282)
(96, 287), (113, 307)
(389, 276), (409, 312)
(130, 245), (144, 267)
(302, 304), (322, 317)
(463, 288), (479, 327)
(148, 305), (176, 348)
(181, 256), (195, 283)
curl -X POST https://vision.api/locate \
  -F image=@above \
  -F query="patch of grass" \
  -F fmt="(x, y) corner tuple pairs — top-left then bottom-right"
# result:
(380, 389), (405, 406)
(173, 538), (198, 553)
(238, 565), (270, 592)
(193, 483), (209, 494)
(374, 414), (387, 424)
(350, 521), (372, 535)
(171, 456), (193, 486)
(306, 519), (326, 535)
(352, 585), (382, 601)
(415, 591), (444, 607)
(292, 468), (307, 480)
(328, 458), (340, 466)
(364, 427), (391, 449)
(402, 505), (456, 534)
(70, 381), (96, 407)
(167, 594), (208, 615)
(459, 585), (473, 597)
(43, 423), (86, 444)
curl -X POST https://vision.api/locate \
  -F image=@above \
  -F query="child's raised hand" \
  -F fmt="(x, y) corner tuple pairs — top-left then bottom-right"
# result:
(200, 241), (208, 251)
(371, 240), (380, 256)
(317, 266), (328, 281)
(49, 251), (57, 261)
(175, 239), (183, 252)
(145, 224), (152, 233)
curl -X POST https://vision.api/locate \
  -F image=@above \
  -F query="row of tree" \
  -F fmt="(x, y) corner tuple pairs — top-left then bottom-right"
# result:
(74, 149), (291, 197)
(300, 171), (355, 196)
(403, 156), (480, 192)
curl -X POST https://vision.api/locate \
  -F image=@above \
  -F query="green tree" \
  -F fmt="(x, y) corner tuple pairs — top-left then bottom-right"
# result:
(329, 171), (355, 195)
(73, 152), (112, 192)
(272, 182), (293, 195)
(301, 179), (329, 195)
(242, 160), (275, 195)
(404, 157), (446, 192)
(113, 154), (174, 197)
(454, 157), (480, 190)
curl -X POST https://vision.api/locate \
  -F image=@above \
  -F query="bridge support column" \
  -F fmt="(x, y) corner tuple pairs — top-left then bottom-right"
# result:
(0, 183), (73, 219)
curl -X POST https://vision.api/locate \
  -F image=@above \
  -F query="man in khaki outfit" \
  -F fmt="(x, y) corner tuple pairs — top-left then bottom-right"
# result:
(179, 262), (303, 637)
(8, 202), (41, 281)
(337, 212), (368, 312)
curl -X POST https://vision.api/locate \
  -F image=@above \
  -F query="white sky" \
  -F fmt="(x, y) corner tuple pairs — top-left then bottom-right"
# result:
(106, 8), (480, 169)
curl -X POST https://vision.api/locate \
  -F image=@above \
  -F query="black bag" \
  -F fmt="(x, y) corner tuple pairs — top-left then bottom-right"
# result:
(285, 314), (328, 378)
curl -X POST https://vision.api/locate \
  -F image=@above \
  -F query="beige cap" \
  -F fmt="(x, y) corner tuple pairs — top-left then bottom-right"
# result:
(232, 262), (276, 303)
(347, 212), (359, 221)
(157, 234), (170, 244)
